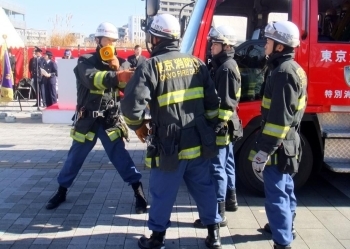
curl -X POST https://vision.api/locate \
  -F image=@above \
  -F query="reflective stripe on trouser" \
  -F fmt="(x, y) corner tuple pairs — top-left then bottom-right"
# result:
(57, 124), (142, 188)
(210, 142), (236, 202)
(263, 164), (296, 246)
(148, 157), (222, 232)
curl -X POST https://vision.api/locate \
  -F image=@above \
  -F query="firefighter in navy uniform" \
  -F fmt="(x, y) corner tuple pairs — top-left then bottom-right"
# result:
(194, 25), (242, 229)
(250, 21), (307, 249)
(121, 14), (223, 249)
(45, 22), (147, 214)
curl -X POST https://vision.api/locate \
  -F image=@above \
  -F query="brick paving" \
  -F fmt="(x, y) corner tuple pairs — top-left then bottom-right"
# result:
(1, 101), (350, 249)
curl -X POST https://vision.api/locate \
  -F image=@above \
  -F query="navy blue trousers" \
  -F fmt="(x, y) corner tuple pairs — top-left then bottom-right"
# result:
(148, 157), (222, 232)
(210, 142), (236, 202)
(263, 165), (296, 246)
(58, 125), (142, 188)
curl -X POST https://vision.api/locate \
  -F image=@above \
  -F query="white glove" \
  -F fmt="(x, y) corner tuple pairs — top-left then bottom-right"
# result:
(252, 150), (270, 172)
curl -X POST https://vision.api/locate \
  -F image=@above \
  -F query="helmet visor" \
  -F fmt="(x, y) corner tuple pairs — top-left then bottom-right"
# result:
(264, 22), (298, 47)
(207, 27), (224, 42)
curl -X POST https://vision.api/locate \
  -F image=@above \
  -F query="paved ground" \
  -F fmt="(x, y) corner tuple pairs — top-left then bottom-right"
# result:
(1, 101), (350, 249)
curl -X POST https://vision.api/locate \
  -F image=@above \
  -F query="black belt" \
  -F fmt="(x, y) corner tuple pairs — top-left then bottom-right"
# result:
(83, 110), (105, 118)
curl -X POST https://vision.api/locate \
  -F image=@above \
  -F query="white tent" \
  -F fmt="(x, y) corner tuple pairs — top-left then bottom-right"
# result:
(0, 7), (24, 48)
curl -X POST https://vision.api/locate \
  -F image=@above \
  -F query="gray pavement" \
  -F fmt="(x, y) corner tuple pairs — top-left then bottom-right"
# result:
(1, 101), (350, 249)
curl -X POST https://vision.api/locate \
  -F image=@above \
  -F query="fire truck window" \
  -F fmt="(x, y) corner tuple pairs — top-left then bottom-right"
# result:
(318, 0), (350, 42)
(234, 42), (267, 102)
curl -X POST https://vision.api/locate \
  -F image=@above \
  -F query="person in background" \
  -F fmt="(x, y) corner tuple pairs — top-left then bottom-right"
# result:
(62, 49), (74, 59)
(8, 49), (16, 83)
(127, 45), (146, 70)
(41, 51), (58, 107)
(31, 46), (46, 107)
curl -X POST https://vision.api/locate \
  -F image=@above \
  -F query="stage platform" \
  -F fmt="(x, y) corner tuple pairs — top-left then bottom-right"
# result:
(42, 103), (74, 124)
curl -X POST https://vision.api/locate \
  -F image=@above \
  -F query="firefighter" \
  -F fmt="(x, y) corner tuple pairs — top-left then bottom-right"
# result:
(251, 20), (307, 249)
(45, 22), (148, 215)
(121, 14), (222, 249)
(194, 25), (242, 229)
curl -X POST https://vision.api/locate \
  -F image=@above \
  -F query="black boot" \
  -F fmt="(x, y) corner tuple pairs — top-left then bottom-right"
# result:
(193, 202), (227, 228)
(46, 186), (67, 210)
(132, 182), (147, 214)
(138, 231), (166, 249)
(274, 243), (292, 249)
(264, 213), (297, 240)
(205, 224), (222, 249)
(225, 189), (238, 212)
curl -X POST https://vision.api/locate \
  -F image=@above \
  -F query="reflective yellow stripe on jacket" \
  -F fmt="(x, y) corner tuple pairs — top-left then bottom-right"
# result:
(262, 95), (306, 111)
(70, 129), (95, 143)
(157, 87), (204, 107)
(93, 71), (107, 90)
(218, 109), (233, 121)
(248, 150), (278, 165)
(145, 146), (201, 168)
(236, 87), (241, 99)
(205, 109), (219, 120)
(262, 123), (290, 139)
(124, 115), (143, 126)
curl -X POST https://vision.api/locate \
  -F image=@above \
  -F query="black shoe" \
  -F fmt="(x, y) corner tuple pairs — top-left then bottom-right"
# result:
(225, 189), (238, 212)
(138, 231), (166, 249)
(205, 224), (222, 249)
(194, 217), (227, 228)
(32, 104), (38, 107)
(274, 243), (292, 249)
(46, 186), (67, 210)
(132, 182), (147, 214)
(264, 223), (297, 240)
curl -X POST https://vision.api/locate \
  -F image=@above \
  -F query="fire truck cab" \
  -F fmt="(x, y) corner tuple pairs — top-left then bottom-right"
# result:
(144, 0), (350, 194)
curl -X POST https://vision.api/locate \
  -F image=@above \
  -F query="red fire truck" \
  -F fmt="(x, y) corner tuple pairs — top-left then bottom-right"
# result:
(144, 0), (350, 194)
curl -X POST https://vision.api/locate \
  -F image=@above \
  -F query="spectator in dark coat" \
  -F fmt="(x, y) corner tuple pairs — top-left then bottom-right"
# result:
(127, 45), (146, 69)
(41, 51), (58, 107)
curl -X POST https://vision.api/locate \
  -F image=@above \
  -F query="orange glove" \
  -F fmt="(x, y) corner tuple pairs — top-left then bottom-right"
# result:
(135, 120), (150, 143)
(117, 70), (134, 83)
(108, 56), (120, 71)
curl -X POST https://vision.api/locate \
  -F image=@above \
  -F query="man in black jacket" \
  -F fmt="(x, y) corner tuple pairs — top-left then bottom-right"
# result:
(45, 22), (147, 215)
(127, 45), (146, 70)
(251, 21), (307, 249)
(194, 25), (242, 229)
(31, 47), (46, 107)
(121, 14), (222, 249)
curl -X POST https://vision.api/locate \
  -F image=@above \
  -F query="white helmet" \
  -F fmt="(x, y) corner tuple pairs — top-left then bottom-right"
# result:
(149, 14), (180, 40)
(264, 20), (300, 48)
(208, 25), (237, 46)
(95, 22), (118, 40)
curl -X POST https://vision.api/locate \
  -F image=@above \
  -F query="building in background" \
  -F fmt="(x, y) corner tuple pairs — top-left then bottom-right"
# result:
(118, 25), (129, 42)
(21, 29), (47, 46)
(0, 1), (25, 31)
(128, 15), (145, 44)
(158, 0), (194, 19)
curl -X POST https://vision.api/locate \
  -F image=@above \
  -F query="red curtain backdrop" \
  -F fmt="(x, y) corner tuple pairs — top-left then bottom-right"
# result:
(1, 46), (150, 85)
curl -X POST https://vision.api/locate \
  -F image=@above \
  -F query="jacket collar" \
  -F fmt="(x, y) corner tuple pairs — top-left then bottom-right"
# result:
(267, 51), (295, 69)
(151, 40), (180, 57)
(211, 49), (235, 70)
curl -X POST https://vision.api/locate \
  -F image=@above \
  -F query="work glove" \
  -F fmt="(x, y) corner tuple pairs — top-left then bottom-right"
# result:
(108, 56), (120, 71)
(135, 120), (150, 143)
(117, 70), (134, 83)
(252, 150), (270, 173)
(215, 122), (228, 136)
